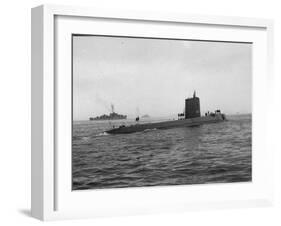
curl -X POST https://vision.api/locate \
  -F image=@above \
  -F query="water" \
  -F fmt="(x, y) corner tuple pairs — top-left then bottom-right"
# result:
(72, 114), (252, 190)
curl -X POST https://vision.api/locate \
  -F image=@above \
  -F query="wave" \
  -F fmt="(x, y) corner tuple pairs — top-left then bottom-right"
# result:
(94, 132), (110, 137)
(143, 128), (157, 132)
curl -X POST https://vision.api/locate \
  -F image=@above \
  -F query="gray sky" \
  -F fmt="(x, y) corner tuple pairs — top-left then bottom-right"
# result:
(73, 36), (252, 120)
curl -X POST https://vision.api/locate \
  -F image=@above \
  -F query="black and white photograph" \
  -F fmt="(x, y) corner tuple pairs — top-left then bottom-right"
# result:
(72, 35), (252, 190)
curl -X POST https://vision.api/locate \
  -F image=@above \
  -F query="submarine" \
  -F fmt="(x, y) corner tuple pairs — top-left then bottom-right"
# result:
(106, 91), (226, 134)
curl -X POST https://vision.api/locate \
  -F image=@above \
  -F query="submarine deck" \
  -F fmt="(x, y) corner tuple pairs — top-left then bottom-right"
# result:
(106, 115), (225, 134)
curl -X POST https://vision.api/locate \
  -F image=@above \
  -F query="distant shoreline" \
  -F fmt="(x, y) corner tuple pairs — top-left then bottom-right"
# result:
(73, 113), (252, 123)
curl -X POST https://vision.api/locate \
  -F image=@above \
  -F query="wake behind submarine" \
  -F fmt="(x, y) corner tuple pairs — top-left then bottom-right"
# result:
(106, 91), (226, 134)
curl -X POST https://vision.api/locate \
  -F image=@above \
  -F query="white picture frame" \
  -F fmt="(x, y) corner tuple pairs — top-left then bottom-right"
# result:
(31, 4), (274, 221)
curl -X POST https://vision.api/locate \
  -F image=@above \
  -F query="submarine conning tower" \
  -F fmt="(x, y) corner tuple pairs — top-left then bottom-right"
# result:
(185, 91), (201, 119)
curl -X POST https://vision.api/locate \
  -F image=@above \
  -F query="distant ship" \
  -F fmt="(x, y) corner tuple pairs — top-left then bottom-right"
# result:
(89, 104), (127, 121)
(106, 91), (226, 134)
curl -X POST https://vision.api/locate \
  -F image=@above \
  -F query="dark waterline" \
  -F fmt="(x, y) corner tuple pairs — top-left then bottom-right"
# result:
(72, 114), (252, 190)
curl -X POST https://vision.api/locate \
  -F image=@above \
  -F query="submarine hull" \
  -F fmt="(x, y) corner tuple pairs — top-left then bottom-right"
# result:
(106, 114), (226, 134)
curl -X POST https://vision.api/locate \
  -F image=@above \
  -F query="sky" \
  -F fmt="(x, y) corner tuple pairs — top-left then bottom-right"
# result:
(73, 35), (252, 120)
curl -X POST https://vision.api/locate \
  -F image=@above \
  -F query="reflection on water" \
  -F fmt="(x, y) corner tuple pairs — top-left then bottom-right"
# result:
(72, 114), (251, 190)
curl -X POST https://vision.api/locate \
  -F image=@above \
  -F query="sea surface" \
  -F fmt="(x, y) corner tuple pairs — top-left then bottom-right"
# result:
(72, 114), (252, 190)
